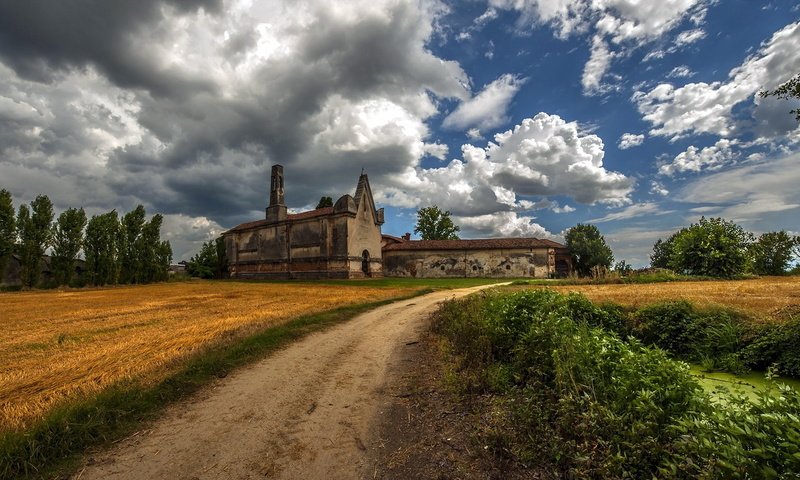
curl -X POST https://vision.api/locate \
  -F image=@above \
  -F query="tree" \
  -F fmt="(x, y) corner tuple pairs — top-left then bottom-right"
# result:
(760, 73), (800, 121)
(137, 213), (164, 283)
(187, 238), (227, 279)
(565, 223), (613, 277)
(0, 189), (15, 279)
(670, 217), (752, 278)
(749, 231), (799, 276)
(119, 205), (146, 284)
(614, 260), (633, 276)
(316, 196), (333, 209)
(84, 211), (120, 286)
(650, 230), (683, 269)
(155, 240), (173, 282)
(17, 195), (54, 287)
(414, 206), (460, 240)
(51, 207), (87, 286)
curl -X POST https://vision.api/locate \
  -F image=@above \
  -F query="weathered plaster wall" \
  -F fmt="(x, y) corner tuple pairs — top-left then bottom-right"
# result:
(346, 198), (383, 276)
(383, 248), (555, 278)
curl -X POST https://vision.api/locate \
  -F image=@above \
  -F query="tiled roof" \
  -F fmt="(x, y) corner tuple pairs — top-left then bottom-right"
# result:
(382, 237), (566, 251)
(288, 206), (334, 221)
(381, 234), (404, 243)
(226, 207), (335, 232)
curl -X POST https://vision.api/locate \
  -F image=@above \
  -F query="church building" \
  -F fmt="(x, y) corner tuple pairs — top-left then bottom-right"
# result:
(223, 165), (385, 279)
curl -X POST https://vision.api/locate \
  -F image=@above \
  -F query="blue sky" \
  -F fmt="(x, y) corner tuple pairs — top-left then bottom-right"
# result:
(0, 0), (798, 265)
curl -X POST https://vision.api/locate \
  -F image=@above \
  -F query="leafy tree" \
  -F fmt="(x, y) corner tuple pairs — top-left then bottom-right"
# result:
(749, 231), (799, 276)
(17, 195), (54, 287)
(155, 240), (173, 282)
(759, 73), (800, 121)
(0, 189), (15, 279)
(614, 260), (633, 276)
(650, 230), (684, 269)
(670, 217), (752, 278)
(119, 205), (146, 284)
(316, 196), (333, 209)
(84, 211), (120, 286)
(414, 205), (460, 240)
(187, 237), (226, 279)
(137, 213), (165, 283)
(51, 207), (87, 286)
(565, 223), (614, 277)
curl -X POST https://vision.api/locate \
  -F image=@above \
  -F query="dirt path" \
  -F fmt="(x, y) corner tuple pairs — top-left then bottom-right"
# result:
(75, 285), (497, 480)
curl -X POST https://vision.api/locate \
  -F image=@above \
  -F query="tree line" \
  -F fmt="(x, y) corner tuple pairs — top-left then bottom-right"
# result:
(0, 189), (172, 288)
(564, 218), (798, 278)
(650, 217), (799, 277)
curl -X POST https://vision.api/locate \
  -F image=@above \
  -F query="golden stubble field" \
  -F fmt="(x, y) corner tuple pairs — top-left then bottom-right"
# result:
(0, 281), (416, 431)
(543, 276), (800, 318)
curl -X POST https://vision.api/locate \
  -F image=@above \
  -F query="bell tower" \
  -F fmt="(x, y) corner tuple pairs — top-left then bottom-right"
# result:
(266, 164), (287, 222)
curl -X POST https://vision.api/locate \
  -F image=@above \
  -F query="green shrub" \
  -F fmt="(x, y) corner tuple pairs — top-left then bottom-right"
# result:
(635, 301), (701, 357)
(433, 289), (800, 479)
(664, 381), (800, 478)
(740, 316), (800, 377)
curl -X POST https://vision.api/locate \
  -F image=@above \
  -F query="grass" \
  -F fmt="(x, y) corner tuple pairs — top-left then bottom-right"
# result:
(514, 276), (800, 320)
(0, 286), (432, 479)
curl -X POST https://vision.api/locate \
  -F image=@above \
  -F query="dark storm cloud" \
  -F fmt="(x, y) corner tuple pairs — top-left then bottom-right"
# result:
(0, 0), (221, 96)
(91, 1), (467, 225)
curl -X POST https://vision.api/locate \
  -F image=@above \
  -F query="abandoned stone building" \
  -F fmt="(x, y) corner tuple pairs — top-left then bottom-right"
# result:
(223, 165), (385, 279)
(381, 236), (571, 278)
(223, 165), (571, 279)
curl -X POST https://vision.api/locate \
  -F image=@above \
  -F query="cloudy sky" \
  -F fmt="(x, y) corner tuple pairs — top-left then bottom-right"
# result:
(1, 0), (798, 265)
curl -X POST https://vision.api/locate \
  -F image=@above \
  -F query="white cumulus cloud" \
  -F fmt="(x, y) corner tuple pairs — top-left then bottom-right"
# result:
(443, 73), (526, 131)
(377, 112), (634, 218)
(618, 132), (644, 149)
(456, 211), (558, 238)
(634, 22), (800, 140)
(659, 138), (738, 176)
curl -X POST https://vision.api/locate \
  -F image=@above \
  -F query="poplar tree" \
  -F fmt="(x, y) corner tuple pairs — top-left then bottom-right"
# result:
(119, 205), (146, 283)
(0, 189), (15, 280)
(84, 211), (120, 285)
(51, 207), (87, 285)
(137, 213), (164, 283)
(17, 195), (54, 287)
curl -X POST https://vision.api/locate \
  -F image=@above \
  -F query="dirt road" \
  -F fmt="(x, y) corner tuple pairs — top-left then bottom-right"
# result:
(76, 285), (497, 480)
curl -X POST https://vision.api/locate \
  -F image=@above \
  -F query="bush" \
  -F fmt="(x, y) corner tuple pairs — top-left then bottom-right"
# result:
(435, 290), (707, 477)
(635, 301), (701, 358)
(665, 381), (800, 478)
(633, 302), (745, 371)
(433, 289), (800, 478)
(739, 315), (800, 377)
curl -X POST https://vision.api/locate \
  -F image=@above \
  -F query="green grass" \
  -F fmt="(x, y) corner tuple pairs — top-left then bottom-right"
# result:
(0, 289), (432, 480)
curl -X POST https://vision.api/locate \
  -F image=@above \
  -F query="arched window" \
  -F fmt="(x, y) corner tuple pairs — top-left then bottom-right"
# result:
(361, 250), (370, 276)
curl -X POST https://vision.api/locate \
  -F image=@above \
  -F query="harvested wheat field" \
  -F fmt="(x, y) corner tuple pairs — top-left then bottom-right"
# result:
(543, 276), (800, 318)
(0, 281), (416, 432)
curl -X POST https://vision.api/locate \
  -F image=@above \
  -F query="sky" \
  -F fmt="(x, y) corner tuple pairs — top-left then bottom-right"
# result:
(0, 0), (798, 265)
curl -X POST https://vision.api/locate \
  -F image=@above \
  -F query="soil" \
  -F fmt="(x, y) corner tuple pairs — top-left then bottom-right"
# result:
(365, 329), (547, 480)
(73, 285), (507, 480)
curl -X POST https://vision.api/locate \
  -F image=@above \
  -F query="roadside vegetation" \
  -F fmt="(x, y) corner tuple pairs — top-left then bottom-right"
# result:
(433, 287), (800, 478)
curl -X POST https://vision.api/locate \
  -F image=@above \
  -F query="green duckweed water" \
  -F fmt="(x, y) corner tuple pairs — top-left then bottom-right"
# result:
(690, 364), (800, 401)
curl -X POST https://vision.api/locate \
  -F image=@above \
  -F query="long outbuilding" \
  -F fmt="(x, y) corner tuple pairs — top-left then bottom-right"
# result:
(381, 236), (571, 278)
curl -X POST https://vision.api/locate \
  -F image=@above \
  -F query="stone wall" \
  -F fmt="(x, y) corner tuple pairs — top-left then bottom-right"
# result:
(383, 247), (555, 278)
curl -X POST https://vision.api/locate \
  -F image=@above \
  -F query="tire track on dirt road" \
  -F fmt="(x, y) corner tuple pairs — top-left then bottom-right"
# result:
(75, 284), (499, 480)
